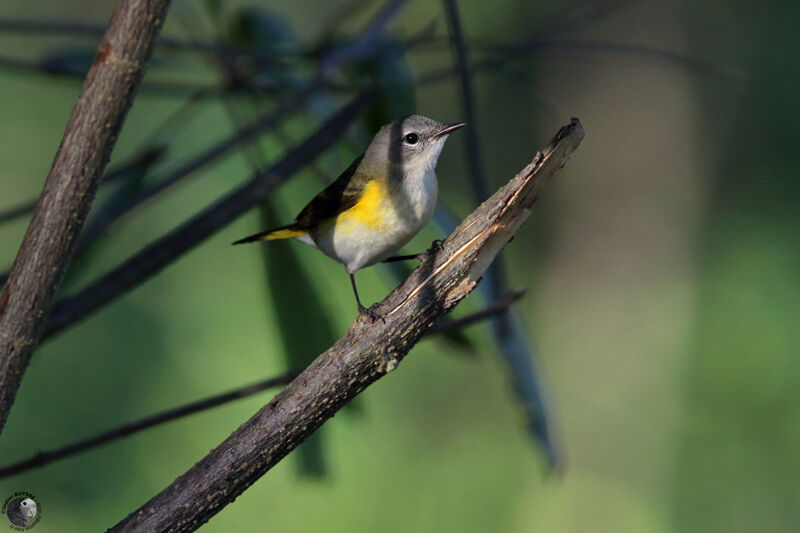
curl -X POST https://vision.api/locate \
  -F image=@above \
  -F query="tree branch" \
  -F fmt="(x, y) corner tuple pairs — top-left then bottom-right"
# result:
(427, 287), (527, 336)
(0, 292), (525, 479)
(0, 0), (171, 434)
(0, 371), (299, 479)
(42, 90), (373, 339)
(109, 118), (584, 532)
(75, 87), (315, 249)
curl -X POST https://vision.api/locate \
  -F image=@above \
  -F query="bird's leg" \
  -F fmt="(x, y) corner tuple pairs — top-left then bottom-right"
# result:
(382, 239), (444, 264)
(382, 254), (420, 263)
(349, 271), (384, 323)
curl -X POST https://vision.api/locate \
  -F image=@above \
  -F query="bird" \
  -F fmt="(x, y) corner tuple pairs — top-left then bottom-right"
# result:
(233, 114), (465, 320)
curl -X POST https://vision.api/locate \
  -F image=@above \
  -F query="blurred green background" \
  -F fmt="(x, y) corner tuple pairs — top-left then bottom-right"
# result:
(1, 0), (798, 531)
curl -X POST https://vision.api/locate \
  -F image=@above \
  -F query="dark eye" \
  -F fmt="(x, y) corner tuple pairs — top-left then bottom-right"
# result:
(404, 132), (419, 145)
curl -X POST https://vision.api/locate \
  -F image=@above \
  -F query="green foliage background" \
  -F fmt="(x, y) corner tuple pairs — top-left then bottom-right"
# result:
(0, 0), (798, 531)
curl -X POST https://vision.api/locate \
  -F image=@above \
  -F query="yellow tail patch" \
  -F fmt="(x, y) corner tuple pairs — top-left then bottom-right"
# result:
(265, 228), (307, 240)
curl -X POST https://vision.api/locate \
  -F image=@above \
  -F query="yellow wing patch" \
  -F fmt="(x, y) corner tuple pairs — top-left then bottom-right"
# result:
(336, 179), (388, 230)
(264, 228), (307, 240)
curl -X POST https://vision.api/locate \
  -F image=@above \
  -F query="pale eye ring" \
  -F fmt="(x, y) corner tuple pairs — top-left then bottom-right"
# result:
(404, 132), (419, 144)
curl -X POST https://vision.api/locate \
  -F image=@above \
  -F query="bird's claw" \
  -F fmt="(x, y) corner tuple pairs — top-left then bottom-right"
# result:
(358, 304), (385, 323)
(417, 239), (443, 261)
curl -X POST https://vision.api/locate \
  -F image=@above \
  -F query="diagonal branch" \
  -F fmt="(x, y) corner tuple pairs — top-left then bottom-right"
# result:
(42, 91), (373, 340)
(75, 87), (315, 249)
(0, 0), (171, 435)
(109, 118), (584, 532)
(0, 292), (525, 479)
(0, 371), (299, 479)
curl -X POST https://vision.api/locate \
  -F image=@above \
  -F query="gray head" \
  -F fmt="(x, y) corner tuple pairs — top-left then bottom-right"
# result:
(363, 115), (465, 178)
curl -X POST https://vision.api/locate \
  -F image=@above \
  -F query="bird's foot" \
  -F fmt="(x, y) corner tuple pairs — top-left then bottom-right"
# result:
(358, 303), (385, 324)
(417, 239), (443, 261)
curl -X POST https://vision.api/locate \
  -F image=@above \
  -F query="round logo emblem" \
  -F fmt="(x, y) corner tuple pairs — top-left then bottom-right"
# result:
(2, 492), (41, 530)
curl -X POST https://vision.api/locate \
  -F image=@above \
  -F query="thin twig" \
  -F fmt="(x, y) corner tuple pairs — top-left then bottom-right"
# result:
(75, 87), (315, 249)
(417, 37), (740, 86)
(443, 0), (489, 201)
(443, 0), (563, 470)
(0, 371), (299, 479)
(0, 53), (255, 96)
(108, 118), (584, 533)
(0, 290), (523, 479)
(427, 288), (527, 336)
(0, 0), (172, 435)
(0, 16), (295, 61)
(0, 147), (163, 226)
(42, 90), (373, 340)
(319, 0), (409, 75)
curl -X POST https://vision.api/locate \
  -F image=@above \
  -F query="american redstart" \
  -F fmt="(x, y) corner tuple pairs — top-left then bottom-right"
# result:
(233, 114), (465, 320)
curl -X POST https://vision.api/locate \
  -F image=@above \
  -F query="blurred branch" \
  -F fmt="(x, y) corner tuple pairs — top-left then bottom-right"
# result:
(442, 0), (490, 201)
(319, 0), (409, 75)
(42, 91), (373, 340)
(75, 87), (315, 249)
(443, 0), (564, 470)
(0, 53), (249, 96)
(427, 288), (527, 336)
(0, 288), (525, 479)
(0, 371), (300, 479)
(512, 39), (742, 80)
(0, 0), (171, 435)
(37, 0), (414, 340)
(0, 16), (291, 61)
(418, 38), (740, 86)
(0, 147), (163, 227)
(532, 0), (637, 38)
(108, 118), (584, 532)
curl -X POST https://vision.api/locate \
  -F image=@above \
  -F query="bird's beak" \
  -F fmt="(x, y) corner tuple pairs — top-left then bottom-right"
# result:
(434, 122), (466, 138)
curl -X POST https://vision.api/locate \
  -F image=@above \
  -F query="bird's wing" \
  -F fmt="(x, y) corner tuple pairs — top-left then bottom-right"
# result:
(293, 154), (366, 230)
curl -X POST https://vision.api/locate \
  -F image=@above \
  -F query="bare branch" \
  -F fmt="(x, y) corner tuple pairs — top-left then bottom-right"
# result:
(443, 0), (490, 201)
(42, 91), (373, 340)
(0, 371), (299, 479)
(0, 147), (163, 228)
(0, 16), (294, 60)
(108, 118), (584, 532)
(319, 0), (410, 75)
(0, 291), (525, 479)
(75, 87), (315, 249)
(0, 0), (171, 435)
(427, 288), (527, 336)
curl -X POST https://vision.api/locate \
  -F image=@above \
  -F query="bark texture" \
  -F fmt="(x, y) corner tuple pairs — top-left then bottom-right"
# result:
(0, 0), (171, 433)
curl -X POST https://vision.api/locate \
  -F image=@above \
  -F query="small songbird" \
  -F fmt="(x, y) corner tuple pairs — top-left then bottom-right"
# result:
(233, 114), (465, 319)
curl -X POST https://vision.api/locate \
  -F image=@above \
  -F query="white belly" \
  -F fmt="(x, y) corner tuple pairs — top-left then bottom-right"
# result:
(310, 170), (438, 272)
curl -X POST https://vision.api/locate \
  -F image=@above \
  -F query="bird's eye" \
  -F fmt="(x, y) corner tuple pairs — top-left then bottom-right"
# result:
(404, 132), (419, 145)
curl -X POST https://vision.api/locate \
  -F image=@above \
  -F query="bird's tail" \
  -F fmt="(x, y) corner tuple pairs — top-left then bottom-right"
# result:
(232, 224), (307, 245)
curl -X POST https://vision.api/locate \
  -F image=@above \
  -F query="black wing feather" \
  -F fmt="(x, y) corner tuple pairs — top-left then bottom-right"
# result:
(293, 154), (365, 230)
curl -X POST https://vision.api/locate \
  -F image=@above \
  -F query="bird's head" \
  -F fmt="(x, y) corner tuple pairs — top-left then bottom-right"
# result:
(366, 115), (465, 179)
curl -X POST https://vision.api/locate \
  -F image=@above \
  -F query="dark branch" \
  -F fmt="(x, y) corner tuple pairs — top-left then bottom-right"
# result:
(0, 292), (525, 479)
(444, 0), (564, 470)
(0, 0), (172, 435)
(0, 147), (163, 227)
(427, 288), (527, 336)
(75, 87), (315, 249)
(107, 118), (584, 532)
(0, 371), (299, 479)
(319, 0), (409, 75)
(443, 0), (490, 201)
(42, 90), (373, 340)
(0, 16), (295, 61)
